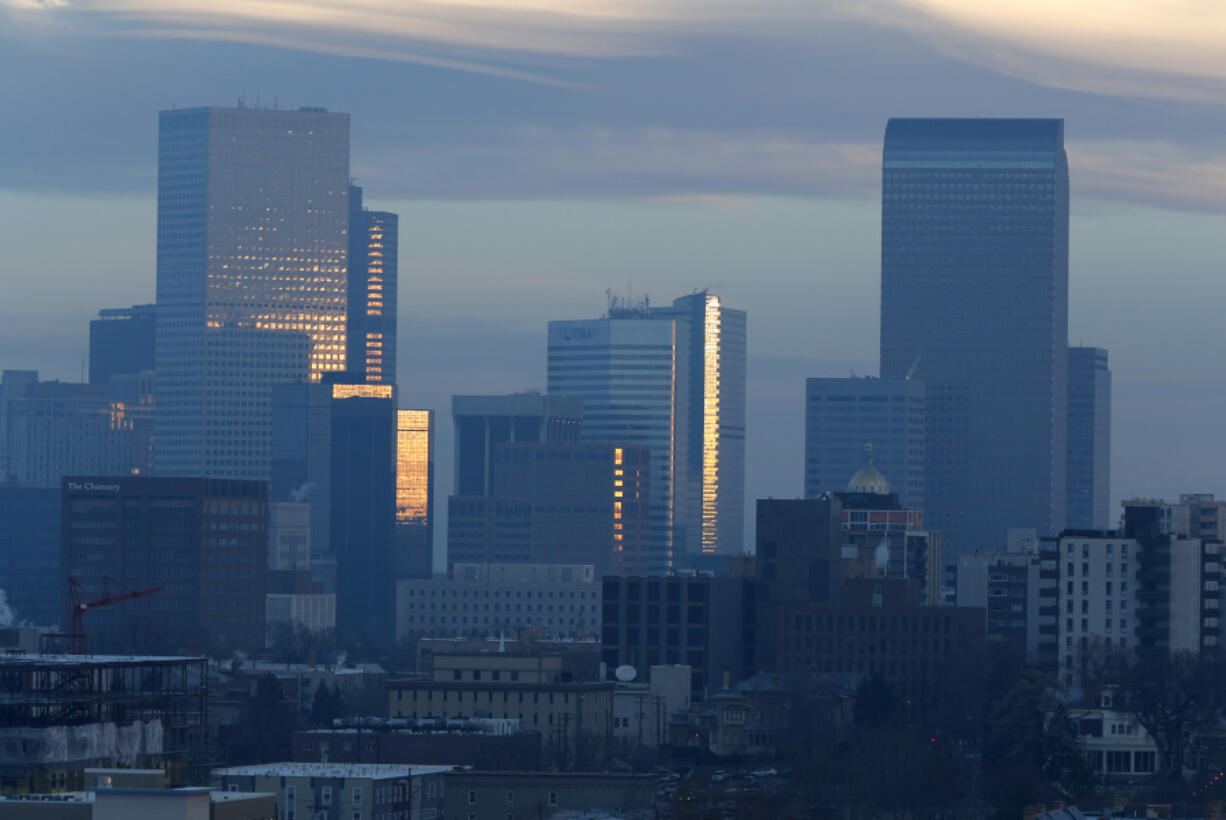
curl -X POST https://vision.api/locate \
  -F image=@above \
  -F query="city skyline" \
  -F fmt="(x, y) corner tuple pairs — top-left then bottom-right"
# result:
(4, 4), (1226, 550)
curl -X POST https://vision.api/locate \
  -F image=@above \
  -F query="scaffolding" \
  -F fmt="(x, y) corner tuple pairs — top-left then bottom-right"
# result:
(0, 654), (212, 789)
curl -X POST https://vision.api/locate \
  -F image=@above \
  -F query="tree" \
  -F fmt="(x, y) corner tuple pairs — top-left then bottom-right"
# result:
(1121, 651), (1222, 784)
(853, 674), (898, 728)
(246, 673), (296, 763)
(310, 682), (343, 727)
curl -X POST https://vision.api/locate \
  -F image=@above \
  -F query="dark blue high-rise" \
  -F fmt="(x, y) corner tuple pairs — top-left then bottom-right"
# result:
(880, 118), (1069, 552)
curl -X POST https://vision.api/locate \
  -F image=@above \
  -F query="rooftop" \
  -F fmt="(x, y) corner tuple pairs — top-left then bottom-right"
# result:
(214, 763), (453, 779)
(0, 653), (204, 667)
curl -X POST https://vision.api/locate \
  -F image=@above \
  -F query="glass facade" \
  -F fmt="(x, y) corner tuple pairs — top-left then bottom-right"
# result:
(397, 409), (433, 528)
(347, 185), (399, 384)
(154, 106), (350, 480)
(1067, 347), (1110, 530)
(547, 318), (684, 573)
(804, 377), (925, 508)
(880, 118), (1069, 552)
(650, 292), (747, 556)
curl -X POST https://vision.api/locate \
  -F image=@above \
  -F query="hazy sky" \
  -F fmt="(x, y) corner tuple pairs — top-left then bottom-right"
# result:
(2, 0), (1225, 552)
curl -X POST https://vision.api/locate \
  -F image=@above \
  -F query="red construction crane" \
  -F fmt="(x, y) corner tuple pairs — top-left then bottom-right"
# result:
(65, 576), (161, 654)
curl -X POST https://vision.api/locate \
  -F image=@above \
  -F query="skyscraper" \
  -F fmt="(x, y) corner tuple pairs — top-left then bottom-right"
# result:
(271, 381), (397, 644)
(89, 304), (155, 386)
(650, 291), (747, 556)
(154, 106), (350, 479)
(396, 408), (434, 578)
(451, 393), (583, 497)
(1066, 347), (1110, 530)
(880, 118), (1069, 552)
(804, 376), (925, 509)
(347, 185), (398, 385)
(548, 311), (687, 572)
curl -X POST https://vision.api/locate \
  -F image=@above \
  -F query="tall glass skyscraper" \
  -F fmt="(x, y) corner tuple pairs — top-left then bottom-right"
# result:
(880, 118), (1069, 552)
(347, 185), (398, 385)
(650, 291), (747, 556)
(154, 106), (350, 479)
(548, 313), (686, 572)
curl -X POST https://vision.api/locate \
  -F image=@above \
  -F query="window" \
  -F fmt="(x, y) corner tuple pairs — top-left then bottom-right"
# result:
(549, 792), (558, 806)
(506, 791), (514, 804)
(353, 787), (362, 805)
(229, 784), (239, 792)
(468, 791), (477, 805)
(322, 787), (332, 805)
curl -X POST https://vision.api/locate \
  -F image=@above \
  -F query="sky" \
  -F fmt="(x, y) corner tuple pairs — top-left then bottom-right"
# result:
(2, 0), (1226, 554)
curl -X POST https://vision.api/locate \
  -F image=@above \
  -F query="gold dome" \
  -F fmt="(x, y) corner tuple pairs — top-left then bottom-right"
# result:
(846, 442), (891, 495)
(847, 465), (891, 495)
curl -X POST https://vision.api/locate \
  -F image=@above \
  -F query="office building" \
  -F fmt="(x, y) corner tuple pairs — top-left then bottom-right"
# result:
(212, 763), (449, 820)
(600, 575), (751, 698)
(448, 442), (651, 574)
(0, 485), (61, 626)
(88, 304), (155, 387)
(548, 311), (687, 571)
(0, 371), (139, 487)
(395, 409), (434, 578)
(0, 787), (275, 820)
(396, 563), (600, 642)
(650, 291), (748, 556)
(61, 476), (268, 652)
(1067, 347), (1111, 530)
(347, 185), (398, 384)
(271, 382), (396, 643)
(804, 377), (925, 509)
(880, 118), (1069, 552)
(451, 394), (582, 497)
(154, 105), (350, 480)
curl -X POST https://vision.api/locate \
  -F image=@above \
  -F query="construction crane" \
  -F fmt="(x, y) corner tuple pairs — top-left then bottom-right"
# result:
(63, 576), (161, 654)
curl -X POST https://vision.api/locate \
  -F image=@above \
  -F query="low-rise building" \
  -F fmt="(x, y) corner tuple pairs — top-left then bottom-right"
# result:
(397, 563), (600, 642)
(442, 771), (655, 820)
(387, 654), (614, 769)
(212, 763), (450, 820)
(1070, 691), (1159, 778)
(293, 718), (541, 770)
(0, 788), (275, 820)
(611, 665), (690, 750)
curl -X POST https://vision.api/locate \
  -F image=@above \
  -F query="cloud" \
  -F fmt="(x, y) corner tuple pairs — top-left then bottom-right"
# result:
(7, 0), (1225, 104)
(1068, 140), (1226, 213)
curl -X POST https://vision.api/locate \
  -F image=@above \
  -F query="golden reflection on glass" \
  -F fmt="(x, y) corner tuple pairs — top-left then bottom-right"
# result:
(397, 410), (432, 525)
(701, 293), (721, 554)
(331, 384), (394, 400)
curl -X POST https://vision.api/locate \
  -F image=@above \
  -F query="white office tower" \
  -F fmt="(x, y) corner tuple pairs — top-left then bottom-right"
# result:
(154, 106), (350, 479)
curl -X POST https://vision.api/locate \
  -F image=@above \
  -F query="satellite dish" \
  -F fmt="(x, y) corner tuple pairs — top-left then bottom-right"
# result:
(615, 665), (637, 682)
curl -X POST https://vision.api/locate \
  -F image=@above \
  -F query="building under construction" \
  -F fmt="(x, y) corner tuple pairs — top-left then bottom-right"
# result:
(0, 653), (211, 793)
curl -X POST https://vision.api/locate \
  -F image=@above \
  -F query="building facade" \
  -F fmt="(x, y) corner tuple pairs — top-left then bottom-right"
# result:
(451, 394), (583, 498)
(804, 377), (925, 510)
(396, 563), (600, 642)
(448, 442), (651, 574)
(271, 382), (397, 643)
(212, 763), (448, 820)
(395, 409), (434, 578)
(1067, 347), (1111, 530)
(880, 118), (1069, 553)
(347, 185), (398, 385)
(442, 771), (655, 820)
(61, 476), (268, 652)
(88, 305), (156, 387)
(0, 485), (61, 626)
(548, 314), (686, 572)
(650, 291), (748, 556)
(154, 105), (350, 480)
(0, 371), (140, 487)
(600, 575), (751, 697)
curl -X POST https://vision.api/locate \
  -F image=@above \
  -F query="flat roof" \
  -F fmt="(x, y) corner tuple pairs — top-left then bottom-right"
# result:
(1, 653), (205, 666)
(214, 763), (453, 778)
